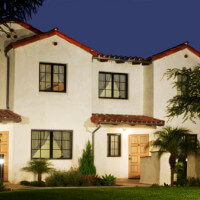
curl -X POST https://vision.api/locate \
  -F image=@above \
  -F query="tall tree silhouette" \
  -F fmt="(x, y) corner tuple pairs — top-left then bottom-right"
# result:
(0, 0), (45, 36)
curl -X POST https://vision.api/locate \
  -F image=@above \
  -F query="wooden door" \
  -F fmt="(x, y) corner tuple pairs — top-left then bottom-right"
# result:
(128, 134), (149, 178)
(0, 131), (9, 181)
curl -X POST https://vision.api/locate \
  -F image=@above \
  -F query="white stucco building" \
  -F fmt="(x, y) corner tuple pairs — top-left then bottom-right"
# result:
(0, 18), (200, 185)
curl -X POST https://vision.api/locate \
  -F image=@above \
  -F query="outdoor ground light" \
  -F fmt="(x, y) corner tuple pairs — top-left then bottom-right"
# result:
(0, 158), (4, 165)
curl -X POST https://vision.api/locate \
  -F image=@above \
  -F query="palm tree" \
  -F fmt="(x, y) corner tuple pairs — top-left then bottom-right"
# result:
(148, 126), (198, 186)
(22, 159), (53, 181)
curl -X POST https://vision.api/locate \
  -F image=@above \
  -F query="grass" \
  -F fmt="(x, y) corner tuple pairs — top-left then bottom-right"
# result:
(0, 187), (200, 200)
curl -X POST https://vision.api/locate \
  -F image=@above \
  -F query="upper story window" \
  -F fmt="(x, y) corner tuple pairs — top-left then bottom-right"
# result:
(177, 74), (187, 95)
(99, 72), (128, 99)
(31, 130), (72, 159)
(107, 134), (121, 157)
(39, 63), (66, 92)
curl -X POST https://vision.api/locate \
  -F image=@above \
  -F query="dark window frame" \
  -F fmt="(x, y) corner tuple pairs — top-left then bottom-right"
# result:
(107, 134), (121, 157)
(39, 62), (67, 93)
(98, 72), (128, 99)
(31, 129), (73, 160)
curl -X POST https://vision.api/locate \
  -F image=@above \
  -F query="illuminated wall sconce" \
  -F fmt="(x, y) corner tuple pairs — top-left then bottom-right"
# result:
(0, 158), (4, 165)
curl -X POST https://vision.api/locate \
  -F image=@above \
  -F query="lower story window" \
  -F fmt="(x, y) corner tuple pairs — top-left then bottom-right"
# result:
(107, 134), (121, 157)
(31, 130), (72, 159)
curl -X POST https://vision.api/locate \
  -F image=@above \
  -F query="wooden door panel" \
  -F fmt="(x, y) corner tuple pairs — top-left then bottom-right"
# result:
(0, 131), (9, 181)
(128, 134), (149, 178)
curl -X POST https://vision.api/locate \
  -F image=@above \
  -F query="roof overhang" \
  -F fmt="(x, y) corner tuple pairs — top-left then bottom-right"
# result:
(0, 109), (22, 123)
(150, 41), (200, 61)
(91, 113), (165, 126)
(6, 28), (98, 56)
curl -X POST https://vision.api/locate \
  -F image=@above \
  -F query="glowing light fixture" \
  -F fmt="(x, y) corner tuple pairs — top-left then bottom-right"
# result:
(0, 159), (4, 165)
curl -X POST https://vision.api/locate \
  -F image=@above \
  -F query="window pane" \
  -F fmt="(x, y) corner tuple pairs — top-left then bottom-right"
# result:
(41, 131), (50, 139)
(59, 66), (65, 73)
(41, 140), (50, 150)
(41, 150), (50, 158)
(40, 64), (45, 72)
(40, 82), (46, 90)
(46, 73), (51, 82)
(106, 74), (111, 81)
(40, 73), (46, 82)
(53, 140), (61, 149)
(53, 65), (59, 73)
(46, 65), (51, 73)
(120, 83), (126, 91)
(99, 82), (106, 90)
(32, 131), (40, 140)
(105, 90), (112, 97)
(53, 150), (62, 158)
(53, 74), (59, 83)
(63, 132), (71, 140)
(120, 75), (126, 82)
(62, 140), (71, 149)
(53, 132), (62, 140)
(45, 83), (51, 90)
(99, 73), (105, 81)
(32, 149), (40, 158)
(120, 91), (125, 98)
(58, 74), (64, 83)
(114, 75), (119, 82)
(62, 150), (71, 158)
(32, 140), (40, 149)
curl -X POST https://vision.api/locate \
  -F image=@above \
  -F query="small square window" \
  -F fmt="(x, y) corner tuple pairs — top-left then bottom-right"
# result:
(99, 72), (128, 99)
(39, 63), (66, 92)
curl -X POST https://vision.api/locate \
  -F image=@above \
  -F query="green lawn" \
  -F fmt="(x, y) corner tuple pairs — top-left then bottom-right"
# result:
(1, 187), (200, 200)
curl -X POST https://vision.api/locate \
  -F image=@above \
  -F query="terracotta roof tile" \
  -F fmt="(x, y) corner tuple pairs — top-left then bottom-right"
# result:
(150, 42), (200, 61)
(91, 113), (164, 126)
(0, 109), (22, 122)
(7, 29), (98, 56)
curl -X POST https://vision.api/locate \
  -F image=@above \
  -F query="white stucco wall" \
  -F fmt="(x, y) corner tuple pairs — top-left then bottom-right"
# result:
(0, 22), (37, 109)
(6, 35), (96, 183)
(94, 125), (156, 178)
(92, 60), (144, 115)
(140, 152), (170, 185)
(153, 49), (200, 134)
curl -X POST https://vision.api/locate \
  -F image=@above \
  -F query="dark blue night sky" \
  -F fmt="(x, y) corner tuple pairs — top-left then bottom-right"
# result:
(28, 0), (200, 58)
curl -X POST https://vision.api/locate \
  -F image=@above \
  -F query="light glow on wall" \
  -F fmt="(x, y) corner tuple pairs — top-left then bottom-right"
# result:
(0, 159), (4, 165)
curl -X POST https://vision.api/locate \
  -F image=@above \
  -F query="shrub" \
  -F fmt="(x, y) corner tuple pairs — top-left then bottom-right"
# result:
(46, 168), (83, 186)
(79, 141), (96, 175)
(187, 177), (200, 186)
(81, 175), (99, 186)
(20, 180), (31, 186)
(0, 179), (5, 192)
(30, 181), (46, 187)
(101, 174), (116, 186)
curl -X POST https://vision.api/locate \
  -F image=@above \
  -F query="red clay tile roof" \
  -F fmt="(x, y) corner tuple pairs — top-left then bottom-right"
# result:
(7, 28), (98, 56)
(0, 109), (22, 122)
(91, 113), (164, 126)
(1, 18), (42, 34)
(150, 42), (200, 61)
(94, 54), (152, 64)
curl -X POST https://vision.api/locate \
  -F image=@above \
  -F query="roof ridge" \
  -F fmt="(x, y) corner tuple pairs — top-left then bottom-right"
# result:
(149, 41), (200, 61)
(6, 28), (98, 56)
